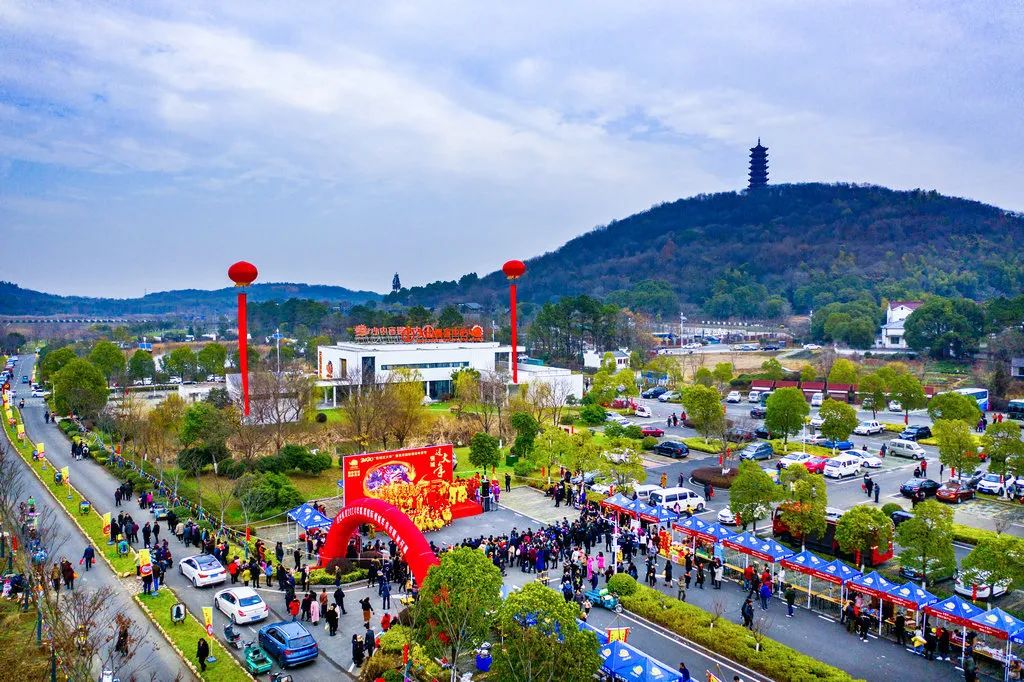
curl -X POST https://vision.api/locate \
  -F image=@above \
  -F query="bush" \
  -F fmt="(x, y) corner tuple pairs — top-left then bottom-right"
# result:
(559, 414), (576, 425)
(681, 437), (725, 453)
(604, 422), (624, 437)
(315, 412), (328, 423)
(622, 425), (644, 440)
(216, 459), (247, 479)
(881, 502), (904, 517)
(641, 436), (658, 450)
(607, 573), (639, 597)
(513, 458), (535, 478)
(952, 523), (1001, 546)
(579, 404), (607, 425)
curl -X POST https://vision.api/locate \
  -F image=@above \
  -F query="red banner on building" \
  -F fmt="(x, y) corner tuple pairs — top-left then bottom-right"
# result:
(342, 445), (455, 506)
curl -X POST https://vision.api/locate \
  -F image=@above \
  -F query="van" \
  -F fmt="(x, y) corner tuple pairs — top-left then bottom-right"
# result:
(648, 487), (706, 512)
(823, 454), (861, 479)
(634, 484), (662, 502)
(810, 392), (824, 407)
(886, 439), (926, 460)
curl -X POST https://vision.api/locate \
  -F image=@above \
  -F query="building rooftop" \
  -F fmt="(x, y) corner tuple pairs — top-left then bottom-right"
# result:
(889, 300), (923, 310)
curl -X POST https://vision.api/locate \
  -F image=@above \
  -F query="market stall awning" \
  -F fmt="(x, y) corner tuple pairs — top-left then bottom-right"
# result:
(721, 531), (793, 563)
(578, 619), (609, 645)
(621, 498), (663, 523)
(885, 582), (937, 610)
(968, 608), (1024, 640)
(645, 504), (679, 524)
(821, 559), (861, 585)
(600, 641), (645, 675)
(700, 523), (737, 543)
(617, 657), (683, 682)
(846, 570), (896, 599)
(923, 595), (984, 628)
(601, 493), (633, 511)
(672, 516), (710, 537)
(286, 503), (334, 531)
(781, 550), (834, 582)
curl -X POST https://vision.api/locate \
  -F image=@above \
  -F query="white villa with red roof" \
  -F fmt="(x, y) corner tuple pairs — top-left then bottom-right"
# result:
(876, 300), (923, 349)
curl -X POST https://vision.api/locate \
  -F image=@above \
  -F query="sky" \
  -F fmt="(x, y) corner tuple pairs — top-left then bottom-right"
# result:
(2, 1), (1022, 298)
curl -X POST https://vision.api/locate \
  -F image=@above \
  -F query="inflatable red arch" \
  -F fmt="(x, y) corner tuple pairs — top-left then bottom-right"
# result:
(318, 497), (439, 585)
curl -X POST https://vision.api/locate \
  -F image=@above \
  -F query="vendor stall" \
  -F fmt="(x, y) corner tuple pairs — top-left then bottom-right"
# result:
(966, 608), (1024, 682)
(721, 531), (792, 579)
(669, 517), (734, 565)
(286, 503), (333, 540)
(822, 559), (861, 607)
(845, 570), (897, 635)
(599, 639), (682, 682)
(923, 595), (984, 668)
(781, 550), (842, 611)
(884, 582), (936, 640)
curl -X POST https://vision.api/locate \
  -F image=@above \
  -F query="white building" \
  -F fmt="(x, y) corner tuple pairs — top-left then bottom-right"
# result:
(876, 301), (922, 350)
(316, 335), (582, 406)
(583, 349), (630, 370)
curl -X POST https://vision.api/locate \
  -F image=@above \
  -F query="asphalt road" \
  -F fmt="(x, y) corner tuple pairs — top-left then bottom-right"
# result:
(7, 362), (187, 681)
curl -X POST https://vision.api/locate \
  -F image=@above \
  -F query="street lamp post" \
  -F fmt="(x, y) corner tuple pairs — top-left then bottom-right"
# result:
(228, 261), (259, 416)
(501, 260), (527, 384)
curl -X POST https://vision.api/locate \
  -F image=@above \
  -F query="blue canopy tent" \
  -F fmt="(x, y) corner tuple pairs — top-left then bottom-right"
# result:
(846, 571), (897, 635)
(616, 656), (683, 682)
(822, 559), (861, 608)
(601, 493), (633, 513)
(600, 641), (646, 677)
(781, 550), (834, 610)
(645, 504), (679, 525)
(924, 595), (985, 667)
(578, 619), (609, 645)
(286, 503), (334, 539)
(621, 498), (665, 524)
(722, 531), (793, 582)
(967, 608), (1024, 681)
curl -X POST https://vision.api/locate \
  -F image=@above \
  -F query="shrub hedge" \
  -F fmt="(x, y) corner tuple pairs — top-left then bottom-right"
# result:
(952, 523), (1001, 546)
(681, 437), (724, 453)
(618, 579), (864, 682)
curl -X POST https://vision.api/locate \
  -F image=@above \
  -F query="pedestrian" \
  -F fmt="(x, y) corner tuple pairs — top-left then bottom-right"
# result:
(964, 653), (978, 682)
(325, 603), (339, 636)
(319, 588), (329, 618)
(676, 576), (686, 602)
(660, 473), (668, 489)
(895, 611), (907, 646)
(288, 597), (299, 622)
(197, 637), (210, 672)
(663, 559), (673, 586)
(310, 594), (321, 625)
(874, 484), (880, 504)
(360, 596), (373, 626)
(364, 625), (376, 658)
(741, 597), (754, 629)
(504, 472), (511, 493)
(784, 584), (795, 618)
(61, 559), (75, 590)
(81, 545), (95, 572)
(713, 560), (723, 590)
(695, 560), (705, 589)
(334, 585), (347, 614)
(351, 633), (365, 667)
(938, 626), (951, 661)
(758, 580), (771, 610)
(50, 563), (61, 592)
(921, 459), (928, 477)
(678, 661), (691, 682)
(677, 473), (685, 488)
(381, 612), (392, 632)
(858, 612), (870, 642)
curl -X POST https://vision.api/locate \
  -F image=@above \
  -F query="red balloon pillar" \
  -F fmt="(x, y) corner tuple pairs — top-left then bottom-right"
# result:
(502, 260), (526, 384)
(228, 261), (259, 416)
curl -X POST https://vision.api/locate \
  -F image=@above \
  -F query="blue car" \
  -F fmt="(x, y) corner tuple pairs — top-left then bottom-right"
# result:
(258, 621), (319, 668)
(821, 439), (854, 451)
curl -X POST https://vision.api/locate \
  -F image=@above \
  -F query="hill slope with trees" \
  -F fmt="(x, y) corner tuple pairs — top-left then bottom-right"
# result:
(389, 183), (1024, 317)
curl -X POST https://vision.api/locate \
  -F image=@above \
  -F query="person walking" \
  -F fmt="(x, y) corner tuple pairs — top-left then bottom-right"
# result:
(504, 472), (511, 493)
(678, 662), (691, 682)
(784, 584), (796, 617)
(874, 483), (880, 504)
(61, 559), (75, 590)
(81, 545), (95, 572)
(895, 611), (907, 646)
(660, 473), (668, 489)
(758, 580), (772, 610)
(858, 612), (870, 642)
(360, 596), (374, 627)
(334, 584), (347, 614)
(197, 637), (210, 672)
(364, 625), (376, 658)
(741, 597), (754, 629)
(695, 560), (705, 589)
(713, 559), (723, 590)
(963, 653), (978, 682)
(287, 597), (299, 622)
(325, 603), (339, 636)
(663, 559), (673, 587)
(309, 594), (321, 625)
(351, 633), (365, 667)
(676, 576), (687, 602)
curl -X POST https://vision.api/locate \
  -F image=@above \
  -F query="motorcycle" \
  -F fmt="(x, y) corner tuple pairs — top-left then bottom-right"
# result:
(223, 623), (242, 650)
(270, 674), (293, 682)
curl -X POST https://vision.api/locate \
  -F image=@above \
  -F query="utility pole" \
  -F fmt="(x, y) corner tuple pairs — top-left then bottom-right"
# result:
(275, 327), (281, 375)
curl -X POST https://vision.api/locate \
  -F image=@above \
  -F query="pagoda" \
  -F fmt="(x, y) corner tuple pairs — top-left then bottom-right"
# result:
(748, 138), (769, 190)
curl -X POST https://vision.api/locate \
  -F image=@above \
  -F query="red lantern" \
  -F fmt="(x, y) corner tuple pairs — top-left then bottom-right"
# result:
(502, 259), (526, 279)
(228, 261), (258, 286)
(502, 260), (527, 383)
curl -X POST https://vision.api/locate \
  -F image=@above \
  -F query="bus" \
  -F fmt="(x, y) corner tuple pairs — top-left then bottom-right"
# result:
(954, 387), (989, 411)
(772, 505), (894, 567)
(1006, 399), (1024, 422)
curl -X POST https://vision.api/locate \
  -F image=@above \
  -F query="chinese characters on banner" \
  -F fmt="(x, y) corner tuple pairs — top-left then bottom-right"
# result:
(352, 324), (484, 344)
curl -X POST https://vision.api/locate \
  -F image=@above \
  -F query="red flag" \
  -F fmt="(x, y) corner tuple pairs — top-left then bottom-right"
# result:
(403, 643), (409, 664)
(972, 584), (978, 600)
(245, 526), (251, 542)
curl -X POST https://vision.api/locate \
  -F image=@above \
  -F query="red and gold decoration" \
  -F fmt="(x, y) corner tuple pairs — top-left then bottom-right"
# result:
(228, 261), (258, 416)
(352, 324), (485, 344)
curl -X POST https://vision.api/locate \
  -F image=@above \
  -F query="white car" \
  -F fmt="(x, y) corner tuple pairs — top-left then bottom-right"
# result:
(590, 479), (639, 496)
(778, 452), (813, 468)
(809, 414), (825, 428)
(803, 344), (821, 350)
(634, 405), (652, 418)
(725, 391), (742, 403)
(718, 504), (770, 525)
(179, 554), (227, 587)
(955, 571), (1010, 600)
(31, 388), (50, 397)
(797, 433), (828, 446)
(976, 473), (1014, 496)
(168, 376), (182, 384)
(747, 391), (761, 403)
(888, 400), (903, 412)
(852, 451), (883, 468)
(684, 342), (702, 350)
(853, 420), (884, 435)
(810, 392), (824, 407)
(658, 391), (680, 402)
(215, 586), (270, 624)
(606, 413), (631, 426)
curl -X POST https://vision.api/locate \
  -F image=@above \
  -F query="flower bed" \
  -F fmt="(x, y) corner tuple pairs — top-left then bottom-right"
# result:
(690, 466), (739, 488)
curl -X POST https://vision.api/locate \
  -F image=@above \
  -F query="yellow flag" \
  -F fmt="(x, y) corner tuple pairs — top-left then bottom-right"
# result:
(138, 549), (152, 576)
(16, 423), (24, 436)
(102, 513), (111, 536)
(60, 466), (69, 485)
(607, 626), (630, 642)
(202, 606), (214, 636)
(37, 441), (45, 454)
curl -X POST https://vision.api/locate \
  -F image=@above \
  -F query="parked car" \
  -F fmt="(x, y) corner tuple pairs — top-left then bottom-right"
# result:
(890, 509), (914, 527)
(634, 484), (663, 502)
(803, 456), (829, 474)
(570, 471), (599, 486)
(739, 442), (774, 461)
(749, 406), (767, 419)
(149, 504), (169, 520)
(820, 439), (855, 451)
(725, 427), (756, 443)
(899, 557), (956, 586)
(778, 452), (813, 468)
(760, 343), (781, 351)
(725, 391), (742, 403)
(853, 420), (884, 435)
(976, 473), (1014, 496)
(178, 554), (228, 587)
(802, 344), (821, 350)
(899, 425), (932, 441)
(810, 392), (824, 407)
(888, 400), (903, 412)
(652, 441), (689, 459)
(955, 571), (1010, 601)
(954, 469), (985, 489)
(31, 388), (50, 397)
(718, 504), (770, 526)
(823, 454), (862, 479)
(809, 414), (825, 428)
(606, 413), (632, 427)
(658, 391), (680, 403)
(899, 478), (940, 499)
(258, 621), (319, 668)
(747, 391), (762, 403)
(634, 404), (652, 418)
(935, 481), (975, 504)
(753, 425), (774, 439)
(648, 487), (705, 512)
(641, 387), (668, 399)
(886, 439), (927, 460)
(640, 426), (664, 438)
(215, 586), (270, 624)
(851, 451), (883, 468)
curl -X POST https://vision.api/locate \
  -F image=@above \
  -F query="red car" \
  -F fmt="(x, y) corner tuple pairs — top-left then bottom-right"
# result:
(802, 456), (829, 474)
(641, 426), (665, 438)
(935, 481), (975, 504)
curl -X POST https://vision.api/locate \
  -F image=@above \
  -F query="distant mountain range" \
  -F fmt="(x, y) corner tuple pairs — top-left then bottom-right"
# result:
(0, 281), (381, 316)
(387, 183), (1024, 317)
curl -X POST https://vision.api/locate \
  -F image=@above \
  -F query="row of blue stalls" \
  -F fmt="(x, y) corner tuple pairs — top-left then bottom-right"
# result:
(581, 622), (684, 682)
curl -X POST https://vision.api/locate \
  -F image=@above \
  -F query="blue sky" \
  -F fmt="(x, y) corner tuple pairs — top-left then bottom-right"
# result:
(2, 1), (1022, 297)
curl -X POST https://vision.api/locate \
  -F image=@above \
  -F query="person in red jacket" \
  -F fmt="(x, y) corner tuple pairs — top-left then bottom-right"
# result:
(288, 597), (300, 622)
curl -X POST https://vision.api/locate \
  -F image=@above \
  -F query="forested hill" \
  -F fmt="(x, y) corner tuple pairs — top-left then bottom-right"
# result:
(389, 183), (1024, 317)
(0, 281), (381, 316)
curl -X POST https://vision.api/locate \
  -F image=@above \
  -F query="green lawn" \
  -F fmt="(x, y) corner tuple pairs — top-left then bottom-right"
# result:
(0, 600), (50, 679)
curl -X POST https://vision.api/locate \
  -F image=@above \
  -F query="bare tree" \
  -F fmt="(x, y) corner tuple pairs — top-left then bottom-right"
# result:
(207, 473), (236, 530)
(750, 614), (773, 652)
(477, 369), (509, 440)
(338, 370), (391, 452)
(382, 368), (431, 447)
(246, 368), (314, 451)
(229, 405), (273, 465)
